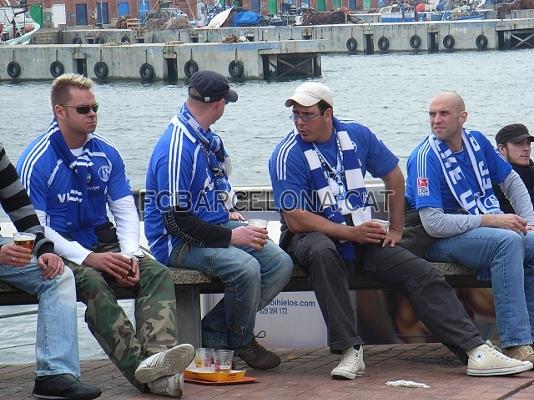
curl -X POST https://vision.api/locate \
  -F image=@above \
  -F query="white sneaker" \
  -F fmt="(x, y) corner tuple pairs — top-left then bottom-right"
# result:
(135, 344), (195, 384)
(147, 373), (184, 398)
(467, 341), (533, 376)
(330, 346), (365, 380)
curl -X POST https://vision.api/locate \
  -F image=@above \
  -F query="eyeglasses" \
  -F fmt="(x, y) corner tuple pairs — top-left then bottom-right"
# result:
(289, 111), (322, 123)
(60, 104), (99, 114)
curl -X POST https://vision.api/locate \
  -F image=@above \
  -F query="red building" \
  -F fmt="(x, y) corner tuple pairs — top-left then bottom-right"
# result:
(22, 0), (376, 27)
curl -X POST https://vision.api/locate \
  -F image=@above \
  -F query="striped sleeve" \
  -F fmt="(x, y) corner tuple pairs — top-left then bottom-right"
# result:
(0, 144), (54, 256)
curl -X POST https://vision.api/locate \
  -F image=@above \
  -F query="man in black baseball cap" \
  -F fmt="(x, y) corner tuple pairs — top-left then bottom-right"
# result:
(494, 123), (534, 213)
(496, 123), (534, 148)
(188, 70), (238, 104)
(145, 70), (293, 371)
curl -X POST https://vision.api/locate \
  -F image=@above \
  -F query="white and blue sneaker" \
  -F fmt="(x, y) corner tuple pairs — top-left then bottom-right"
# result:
(467, 341), (532, 376)
(135, 343), (195, 384)
(147, 373), (184, 398)
(331, 346), (365, 380)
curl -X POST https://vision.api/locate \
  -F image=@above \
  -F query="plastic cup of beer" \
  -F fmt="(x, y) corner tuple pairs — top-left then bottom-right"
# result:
(213, 349), (234, 372)
(13, 232), (36, 252)
(371, 219), (390, 232)
(247, 219), (268, 229)
(193, 348), (214, 370)
(121, 253), (136, 276)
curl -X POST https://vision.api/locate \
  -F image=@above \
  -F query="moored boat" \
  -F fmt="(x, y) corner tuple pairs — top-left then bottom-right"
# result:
(0, 1), (39, 45)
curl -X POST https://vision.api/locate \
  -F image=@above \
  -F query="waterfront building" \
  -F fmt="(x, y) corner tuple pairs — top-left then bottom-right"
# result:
(21, 0), (379, 27)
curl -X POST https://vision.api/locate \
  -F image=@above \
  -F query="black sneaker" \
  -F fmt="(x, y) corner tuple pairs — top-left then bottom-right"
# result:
(33, 374), (102, 400)
(237, 339), (281, 370)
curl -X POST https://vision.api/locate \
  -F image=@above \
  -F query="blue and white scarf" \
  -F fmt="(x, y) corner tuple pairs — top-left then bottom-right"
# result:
(296, 126), (370, 261)
(48, 118), (98, 248)
(428, 129), (501, 215)
(175, 104), (236, 210)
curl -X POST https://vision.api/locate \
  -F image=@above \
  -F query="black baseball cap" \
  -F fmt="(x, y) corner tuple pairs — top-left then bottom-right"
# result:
(496, 123), (534, 145)
(188, 70), (238, 104)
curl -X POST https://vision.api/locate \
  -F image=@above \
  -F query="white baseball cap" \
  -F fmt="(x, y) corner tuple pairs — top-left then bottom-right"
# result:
(285, 82), (334, 108)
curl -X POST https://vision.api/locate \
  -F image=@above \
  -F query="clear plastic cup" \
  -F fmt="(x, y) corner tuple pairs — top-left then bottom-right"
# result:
(13, 232), (36, 252)
(194, 348), (214, 370)
(371, 219), (390, 232)
(247, 219), (268, 229)
(213, 349), (234, 371)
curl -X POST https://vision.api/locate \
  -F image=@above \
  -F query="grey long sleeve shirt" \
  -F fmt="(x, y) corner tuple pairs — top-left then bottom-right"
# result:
(420, 170), (534, 238)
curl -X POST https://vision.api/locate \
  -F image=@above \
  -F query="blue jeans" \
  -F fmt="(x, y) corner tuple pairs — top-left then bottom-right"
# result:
(425, 227), (534, 348)
(0, 263), (80, 377)
(170, 221), (293, 350)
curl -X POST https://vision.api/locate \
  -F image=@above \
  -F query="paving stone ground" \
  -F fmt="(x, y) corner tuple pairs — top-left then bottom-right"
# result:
(1, 344), (533, 400)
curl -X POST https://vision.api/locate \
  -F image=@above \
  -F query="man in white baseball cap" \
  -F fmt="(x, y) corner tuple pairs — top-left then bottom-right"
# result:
(284, 81), (334, 108)
(269, 82), (532, 380)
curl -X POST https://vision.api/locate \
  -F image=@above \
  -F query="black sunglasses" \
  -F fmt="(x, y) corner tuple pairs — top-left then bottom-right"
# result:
(60, 104), (99, 114)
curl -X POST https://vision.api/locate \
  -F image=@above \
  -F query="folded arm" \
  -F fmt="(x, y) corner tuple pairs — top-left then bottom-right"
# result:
(163, 207), (232, 248)
(499, 170), (534, 224)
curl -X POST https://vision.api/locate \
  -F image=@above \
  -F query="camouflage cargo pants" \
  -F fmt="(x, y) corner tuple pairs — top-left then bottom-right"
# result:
(65, 257), (178, 391)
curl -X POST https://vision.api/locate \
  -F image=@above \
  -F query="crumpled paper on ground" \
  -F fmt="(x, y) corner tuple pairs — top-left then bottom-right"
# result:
(385, 380), (430, 388)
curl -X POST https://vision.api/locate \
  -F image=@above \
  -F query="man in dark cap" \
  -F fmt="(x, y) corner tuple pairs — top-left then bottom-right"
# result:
(494, 123), (534, 213)
(144, 70), (293, 370)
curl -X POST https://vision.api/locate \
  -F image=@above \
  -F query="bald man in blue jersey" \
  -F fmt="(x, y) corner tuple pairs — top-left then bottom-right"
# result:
(406, 91), (534, 365)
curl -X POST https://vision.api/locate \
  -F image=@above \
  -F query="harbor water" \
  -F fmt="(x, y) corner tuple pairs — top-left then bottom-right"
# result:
(1, 49), (534, 364)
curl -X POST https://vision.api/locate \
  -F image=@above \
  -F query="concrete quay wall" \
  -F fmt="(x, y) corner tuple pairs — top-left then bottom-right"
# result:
(0, 40), (321, 82)
(57, 17), (534, 54)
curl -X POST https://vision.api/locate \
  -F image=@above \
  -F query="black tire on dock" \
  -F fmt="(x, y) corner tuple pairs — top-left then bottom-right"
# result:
(346, 37), (357, 53)
(184, 60), (199, 78)
(72, 37), (82, 44)
(6, 61), (21, 79)
(409, 34), (421, 49)
(50, 61), (64, 78)
(443, 35), (455, 49)
(378, 36), (390, 51)
(121, 35), (130, 44)
(94, 61), (109, 79)
(228, 60), (244, 79)
(139, 62), (155, 82)
(476, 34), (488, 50)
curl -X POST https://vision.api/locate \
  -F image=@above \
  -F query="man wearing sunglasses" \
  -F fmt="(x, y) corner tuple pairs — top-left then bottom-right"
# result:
(144, 70), (293, 370)
(17, 74), (194, 398)
(268, 82), (532, 380)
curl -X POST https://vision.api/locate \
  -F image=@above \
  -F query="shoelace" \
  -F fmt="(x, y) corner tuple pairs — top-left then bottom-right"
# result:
(255, 331), (267, 340)
(486, 341), (503, 353)
(484, 341), (507, 358)
(338, 348), (359, 367)
(484, 341), (522, 360)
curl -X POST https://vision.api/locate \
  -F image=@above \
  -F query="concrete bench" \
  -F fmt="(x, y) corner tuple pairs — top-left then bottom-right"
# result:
(0, 185), (489, 348)
(0, 262), (487, 348)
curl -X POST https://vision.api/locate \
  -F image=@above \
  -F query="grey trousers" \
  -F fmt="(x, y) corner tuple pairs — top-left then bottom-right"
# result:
(285, 231), (484, 362)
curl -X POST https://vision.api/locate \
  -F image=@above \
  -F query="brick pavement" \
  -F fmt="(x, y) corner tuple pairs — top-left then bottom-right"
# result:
(1, 344), (533, 400)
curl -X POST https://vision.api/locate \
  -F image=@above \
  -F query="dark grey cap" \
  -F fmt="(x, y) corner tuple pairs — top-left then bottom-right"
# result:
(496, 124), (534, 145)
(188, 70), (238, 104)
